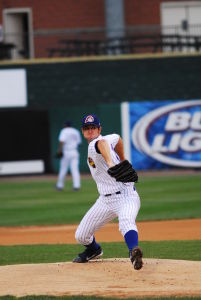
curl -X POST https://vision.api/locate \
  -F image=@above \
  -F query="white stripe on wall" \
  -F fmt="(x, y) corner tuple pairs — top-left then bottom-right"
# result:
(121, 102), (131, 161)
(0, 160), (44, 175)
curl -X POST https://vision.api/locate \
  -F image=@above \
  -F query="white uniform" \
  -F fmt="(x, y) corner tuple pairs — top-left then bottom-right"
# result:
(56, 127), (81, 189)
(75, 133), (141, 245)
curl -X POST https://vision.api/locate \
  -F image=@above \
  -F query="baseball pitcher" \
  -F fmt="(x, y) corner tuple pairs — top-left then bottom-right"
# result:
(73, 114), (143, 270)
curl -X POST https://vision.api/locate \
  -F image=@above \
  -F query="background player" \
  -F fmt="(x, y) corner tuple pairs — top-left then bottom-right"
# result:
(56, 120), (82, 191)
(73, 114), (143, 270)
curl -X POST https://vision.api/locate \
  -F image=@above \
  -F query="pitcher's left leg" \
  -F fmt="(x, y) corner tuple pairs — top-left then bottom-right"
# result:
(118, 193), (143, 270)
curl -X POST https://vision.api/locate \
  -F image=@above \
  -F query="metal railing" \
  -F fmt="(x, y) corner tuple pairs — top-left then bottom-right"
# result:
(47, 34), (201, 57)
(1, 24), (201, 60)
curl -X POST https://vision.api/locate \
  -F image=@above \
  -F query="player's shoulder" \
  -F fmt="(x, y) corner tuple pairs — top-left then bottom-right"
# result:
(89, 135), (101, 145)
(60, 127), (75, 135)
(59, 127), (67, 136)
(103, 133), (119, 142)
(71, 127), (81, 134)
(88, 135), (102, 151)
(62, 127), (71, 132)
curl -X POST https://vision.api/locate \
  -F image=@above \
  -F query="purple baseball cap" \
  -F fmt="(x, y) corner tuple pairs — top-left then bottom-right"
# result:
(81, 114), (101, 128)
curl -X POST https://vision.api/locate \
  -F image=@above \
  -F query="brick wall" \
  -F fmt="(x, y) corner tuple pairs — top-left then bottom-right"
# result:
(125, 0), (161, 25)
(0, 0), (105, 28)
(1, 0), (198, 29)
(0, 0), (105, 57)
(0, 2), (2, 23)
(1, 0), (199, 58)
(124, 0), (198, 26)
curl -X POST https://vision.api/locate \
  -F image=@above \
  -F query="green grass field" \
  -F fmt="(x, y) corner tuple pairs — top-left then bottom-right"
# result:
(0, 174), (201, 226)
(0, 173), (201, 300)
(0, 240), (201, 266)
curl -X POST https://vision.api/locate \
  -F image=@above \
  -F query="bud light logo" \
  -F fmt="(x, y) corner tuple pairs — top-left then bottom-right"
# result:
(131, 100), (201, 168)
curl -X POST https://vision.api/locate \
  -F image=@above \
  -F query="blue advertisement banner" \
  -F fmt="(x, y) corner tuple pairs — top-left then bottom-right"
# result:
(128, 100), (201, 170)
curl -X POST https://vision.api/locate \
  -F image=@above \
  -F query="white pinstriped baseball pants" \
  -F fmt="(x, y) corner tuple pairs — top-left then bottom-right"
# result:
(75, 188), (141, 245)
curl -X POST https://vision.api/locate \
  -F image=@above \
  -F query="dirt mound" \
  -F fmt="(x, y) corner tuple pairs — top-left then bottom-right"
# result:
(0, 258), (201, 298)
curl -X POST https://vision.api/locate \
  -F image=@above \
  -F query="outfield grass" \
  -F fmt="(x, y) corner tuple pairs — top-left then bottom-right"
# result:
(0, 178), (98, 226)
(0, 174), (201, 226)
(0, 240), (200, 266)
(138, 174), (201, 221)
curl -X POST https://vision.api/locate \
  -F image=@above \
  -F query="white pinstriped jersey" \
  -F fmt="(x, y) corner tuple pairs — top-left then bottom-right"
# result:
(87, 134), (134, 195)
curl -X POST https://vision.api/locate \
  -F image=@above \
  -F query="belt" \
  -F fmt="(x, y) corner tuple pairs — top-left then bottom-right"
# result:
(104, 186), (136, 197)
(104, 191), (121, 197)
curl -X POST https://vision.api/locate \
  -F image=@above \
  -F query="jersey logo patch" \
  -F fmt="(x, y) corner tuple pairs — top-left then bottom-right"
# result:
(88, 157), (96, 168)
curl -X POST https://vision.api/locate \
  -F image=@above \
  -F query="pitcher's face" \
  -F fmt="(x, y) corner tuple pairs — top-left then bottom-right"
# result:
(82, 125), (102, 143)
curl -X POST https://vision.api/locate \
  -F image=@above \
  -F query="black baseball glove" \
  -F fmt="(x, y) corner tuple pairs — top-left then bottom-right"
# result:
(107, 160), (138, 183)
(55, 151), (63, 159)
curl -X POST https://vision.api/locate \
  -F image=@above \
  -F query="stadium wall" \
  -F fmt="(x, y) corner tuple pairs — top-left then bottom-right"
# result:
(0, 53), (201, 173)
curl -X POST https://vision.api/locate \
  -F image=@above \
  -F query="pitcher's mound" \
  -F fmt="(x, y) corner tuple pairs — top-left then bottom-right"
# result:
(0, 258), (201, 298)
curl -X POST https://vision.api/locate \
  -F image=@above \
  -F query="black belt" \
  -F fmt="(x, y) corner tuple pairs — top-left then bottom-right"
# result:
(104, 191), (121, 197)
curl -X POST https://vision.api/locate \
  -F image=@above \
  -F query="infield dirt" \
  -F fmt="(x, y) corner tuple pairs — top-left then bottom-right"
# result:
(1, 258), (201, 298)
(0, 218), (200, 245)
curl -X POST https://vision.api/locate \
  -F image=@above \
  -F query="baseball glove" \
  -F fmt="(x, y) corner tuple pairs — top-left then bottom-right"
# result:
(107, 160), (138, 183)
(55, 151), (63, 159)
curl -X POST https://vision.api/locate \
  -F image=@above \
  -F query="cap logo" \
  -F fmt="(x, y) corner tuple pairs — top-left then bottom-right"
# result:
(85, 115), (94, 123)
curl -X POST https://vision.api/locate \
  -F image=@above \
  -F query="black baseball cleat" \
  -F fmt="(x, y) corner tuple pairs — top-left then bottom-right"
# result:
(73, 246), (103, 263)
(130, 246), (143, 270)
